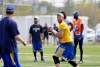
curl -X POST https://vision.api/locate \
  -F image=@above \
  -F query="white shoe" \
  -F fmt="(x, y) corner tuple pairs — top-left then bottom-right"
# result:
(79, 60), (83, 64)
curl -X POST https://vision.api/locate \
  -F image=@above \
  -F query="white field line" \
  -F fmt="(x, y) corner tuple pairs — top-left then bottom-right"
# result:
(18, 53), (100, 57)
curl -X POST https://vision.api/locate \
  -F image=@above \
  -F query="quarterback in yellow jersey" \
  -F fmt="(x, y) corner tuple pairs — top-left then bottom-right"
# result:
(58, 20), (73, 43)
(49, 13), (79, 67)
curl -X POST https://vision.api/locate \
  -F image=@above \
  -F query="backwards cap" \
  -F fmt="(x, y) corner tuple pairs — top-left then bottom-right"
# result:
(6, 5), (15, 12)
(34, 16), (39, 20)
(57, 13), (64, 17)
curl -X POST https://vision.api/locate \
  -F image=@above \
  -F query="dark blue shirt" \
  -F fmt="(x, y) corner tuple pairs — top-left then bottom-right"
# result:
(29, 24), (43, 42)
(43, 26), (48, 36)
(0, 17), (19, 53)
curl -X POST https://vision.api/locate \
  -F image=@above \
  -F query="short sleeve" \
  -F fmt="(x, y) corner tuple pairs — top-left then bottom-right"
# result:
(40, 25), (43, 33)
(9, 21), (20, 37)
(29, 26), (32, 34)
(59, 23), (67, 30)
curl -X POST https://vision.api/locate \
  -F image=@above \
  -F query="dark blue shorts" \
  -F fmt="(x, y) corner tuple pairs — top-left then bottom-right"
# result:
(54, 42), (74, 61)
(32, 41), (43, 52)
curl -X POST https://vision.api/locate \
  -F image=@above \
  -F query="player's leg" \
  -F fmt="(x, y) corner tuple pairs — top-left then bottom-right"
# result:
(13, 48), (21, 67)
(53, 55), (60, 67)
(32, 42), (38, 62)
(53, 36), (56, 45)
(68, 61), (79, 67)
(38, 42), (44, 61)
(0, 49), (3, 63)
(2, 53), (16, 67)
(33, 51), (37, 62)
(0, 54), (1, 59)
(79, 37), (84, 63)
(74, 39), (79, 58)
(40, 51), (44, 61)
(43, 35), (45, 45)
(61, 50), (66, 62)
(63, 43), (79, 67)
(46, 35), (49, 45)
(52, 45), (65, 67)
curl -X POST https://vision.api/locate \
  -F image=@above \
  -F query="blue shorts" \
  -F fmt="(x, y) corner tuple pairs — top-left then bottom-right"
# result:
(54, 42), (74, 61)
(74, 34), (83, 40)
(32, 41), (43, 52)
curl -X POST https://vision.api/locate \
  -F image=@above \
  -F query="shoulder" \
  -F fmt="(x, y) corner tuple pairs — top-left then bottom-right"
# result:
(8, 17), (16, 25)
(78, 18), (83, 24)
(38, 24), (43, 28)
(38, 24), (42, 27)
(30, 24), (35, 28)
(78, 18), (82, 21)
(59, 21), (68, 29)
(60, 21), (67, 26)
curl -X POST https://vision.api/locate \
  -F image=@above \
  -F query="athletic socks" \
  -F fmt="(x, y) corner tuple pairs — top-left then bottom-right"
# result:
(33, 52), (37, 62)
(53, 56), (60, 64)
(68, 61), (77, 67)
(40, 52), (44, 61)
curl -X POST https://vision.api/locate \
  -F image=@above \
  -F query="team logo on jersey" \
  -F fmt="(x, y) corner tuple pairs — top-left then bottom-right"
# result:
(32, 28), (40, 32)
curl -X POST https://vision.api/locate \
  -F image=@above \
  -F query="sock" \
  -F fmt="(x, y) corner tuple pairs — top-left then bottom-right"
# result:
(40, 51), (43, 60)
(52, 56), (60, 64)
(34, 52), (37, 60)
(68, 61), (77, 67)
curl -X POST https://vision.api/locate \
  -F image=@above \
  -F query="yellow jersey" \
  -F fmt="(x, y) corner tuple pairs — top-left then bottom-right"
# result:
(59, 21), (73, 43)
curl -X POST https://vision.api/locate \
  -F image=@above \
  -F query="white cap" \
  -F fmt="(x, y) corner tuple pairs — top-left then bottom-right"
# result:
(57, 13), (64, 17)
(34, 16), (39, 20)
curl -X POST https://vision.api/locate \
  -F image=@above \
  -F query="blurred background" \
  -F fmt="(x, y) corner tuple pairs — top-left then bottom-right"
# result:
(0, 1), (100, 67)
(0, 0), (100, 43)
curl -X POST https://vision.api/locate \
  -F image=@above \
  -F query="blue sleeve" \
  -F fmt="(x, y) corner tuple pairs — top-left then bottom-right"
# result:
(40, 25), (43, 33)
(29, 26), (32, 34)
(9, 20), (20, 37)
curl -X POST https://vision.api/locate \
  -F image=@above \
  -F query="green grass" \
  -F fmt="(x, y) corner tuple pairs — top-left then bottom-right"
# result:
(0, 42), (100, 67)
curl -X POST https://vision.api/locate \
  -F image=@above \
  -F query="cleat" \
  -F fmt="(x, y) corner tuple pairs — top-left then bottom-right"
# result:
(79, 60), (83, 64)
(60, 59), (65, 62)
(34, 59), (37, 62)
(41, 58), (45, 62)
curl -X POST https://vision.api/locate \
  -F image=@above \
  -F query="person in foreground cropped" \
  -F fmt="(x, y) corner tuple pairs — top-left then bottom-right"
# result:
(0, 5), (26, 67)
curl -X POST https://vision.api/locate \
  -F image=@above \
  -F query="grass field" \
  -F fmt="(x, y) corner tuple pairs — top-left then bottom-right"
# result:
(0, 42), (100, 67)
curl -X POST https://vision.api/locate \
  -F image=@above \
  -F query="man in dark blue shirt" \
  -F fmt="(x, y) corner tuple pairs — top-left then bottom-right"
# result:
(29, 16), (44, 62)
(43, 23), (49, 45)
(0, 5), (26, 67)
(53, 24), (59, 45)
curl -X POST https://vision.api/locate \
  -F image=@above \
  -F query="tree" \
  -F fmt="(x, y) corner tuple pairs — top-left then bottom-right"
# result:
(63, 0), (75, 16)
(5, 0), (15, 3)
(32, 1), (56, 15)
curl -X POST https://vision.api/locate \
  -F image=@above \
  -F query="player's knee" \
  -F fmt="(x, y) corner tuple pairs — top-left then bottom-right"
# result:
(39, 49), (43, 52)
(52, 55), (60, 64)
